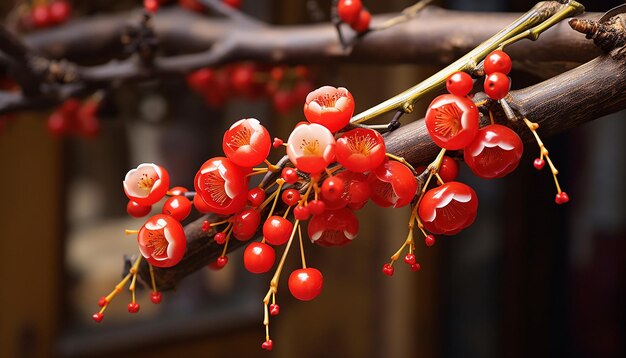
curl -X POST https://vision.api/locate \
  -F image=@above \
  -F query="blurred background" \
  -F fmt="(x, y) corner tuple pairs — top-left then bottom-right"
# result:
(0, 0), (624, 357)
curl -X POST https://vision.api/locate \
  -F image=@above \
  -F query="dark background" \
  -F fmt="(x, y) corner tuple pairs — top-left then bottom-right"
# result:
(0, 1), (624, 357)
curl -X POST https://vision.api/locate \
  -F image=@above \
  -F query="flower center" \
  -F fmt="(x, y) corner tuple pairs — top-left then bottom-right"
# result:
(346, 132), (377, 155)
(312, 93), (343, 108)
(227, 126), (252, 150)
(202, 171), (230, 205)
(433, 103), (462, 138)
(300, 138), (320, 155)
(145, 230), (168, 258)
(138, 173), (156, 190)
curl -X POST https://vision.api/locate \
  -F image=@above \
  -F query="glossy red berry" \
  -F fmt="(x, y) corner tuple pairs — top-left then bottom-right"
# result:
(32, 5), (51, 28)
(97, 296), (107, 307)
(222, 118), (271, 168)
(150, 291), (162, 304)
(214, 232), (227, 244)
(425, 94), (479, 150)
(231, 208), (261, 241)
(484, 50), (512, 75)
(484, 72), (510, 100)
(293, 205), (311, 220)
(382, 263), (394, 276)
(446, 71), (474, 97)
(144, 0), (159, 12)
(307, 200), (326, 215)
(230, 64), (257, 96)
(404, 253), (416, 265)
(92, 312), (104, 323)
(261, 340), (273, 351)
(351, 9), (371, 33)
(464, 124), (523, 179)
(335, 128), (386, 173)
(127, 302), (140, 313)
(127, 200), (152, 218)
(555, 192), (569, 205)
(272, 90), (294, 114)
(49, 1), (71, 24)
(281, 167), (299, 184)
(321, 176), (345, 202)
(425, 235), (436, 247)
(243, 242), (275, 273)
(337, 0), (362, 24)
(273, 137), (284, 148)
(269, 303), (280, 316)
(410, 263), (422, 272)
(304, 86), (354, 133)
(168, 186), (189, 196)
(162, 195), (192, 221)
(533, 158), (545, 170)
(281, 189), (301, 206)
(187, 68), (214, 92)
(308, 208), (359, 247)
(263, 216), (293, 246)
(201, 221), (210, 232)
(216, 256), (229, 268)
(247, 187), (266, 207)
(288, 268), (324, 301)
(439, 156), (459, 183)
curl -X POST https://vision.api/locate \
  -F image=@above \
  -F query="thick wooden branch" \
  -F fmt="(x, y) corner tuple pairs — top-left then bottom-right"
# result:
(141, 48), (626, 290)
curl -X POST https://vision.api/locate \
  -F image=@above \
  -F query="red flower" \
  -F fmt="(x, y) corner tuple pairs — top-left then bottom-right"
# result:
(123, 163), (170, 206)
(193, 157), (248, 215)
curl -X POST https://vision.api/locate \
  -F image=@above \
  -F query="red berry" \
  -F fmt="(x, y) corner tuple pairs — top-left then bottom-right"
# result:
(247, 187), (266, 207)
(263, 216), (294, 246)
(168, 186), (189, 196)
(382, 263), (394, 276)
(97, 296), (107, 307)
(230, 64), (257, 96)
(307, 200), (326, 215)
(555, 192), (569, 205)
(533, 158), (545, 170)
(439, 156), (459, 183)
(351, 9), (371, 33)
(269, 303), (280, 316)
(273, 137), (284, 149)
(410, 263), (422, 272)
(187, 68), (214, 92)
(162, 195), (192, 221)
(127, 302), (140, 313)
(223, 0), (242, 9)
(288, 268), (324, 301)
(47, 112), (71, 137)
(49, 1), (71, 24)
(273, 90), (294, 114)
(293, 205), (311, 221)
(150, 291), (162, 304)
(281, 189), (301, 206)
(281, 167), (299, 184)
(214, 232), (227, 244)
(337, 0), (362, 24)
(484, 72), (510, 100)
(446, 71), (474, 97)
(261, 340), (273, 351)
(403, 253), (416, 265)
(202, 220), (210, 232)
(32, 5), (51, 28)
(216, 256), (229, 268)
(243, 242), (275, 274)
(484, 50), (512, 75)
(232, 208), (261, 241)
(144, 0), (160, 13)
(127, 200), (152, 218)
(321, 176), (345, 202)
(425, 235), (436, 247)
(92, 312), (104, 323)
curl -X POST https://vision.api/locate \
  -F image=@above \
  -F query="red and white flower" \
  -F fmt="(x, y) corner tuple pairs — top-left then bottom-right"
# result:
(464, 124), (523, 179)
(335, 128), (386, 173)
(286, 123), (336, 174)
(303, 86), (354, 133)
(193, 157), (248, 215)
(368, 160), (418, 208)
(123, 163), (170, 206)
(308, 208), (359, 247)
(138, 214), (186, 268)
(222, 118), (271, 168)
(418, 181), (478, 235)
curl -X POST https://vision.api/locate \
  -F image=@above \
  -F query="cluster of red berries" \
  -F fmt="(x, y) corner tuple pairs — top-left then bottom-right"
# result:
(22, 1), (71, 29)
(337, 0), (371, 33)
(144, 0), (242, 13)
(46, 98), (101, 138)
(186, 63), (314, 114)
